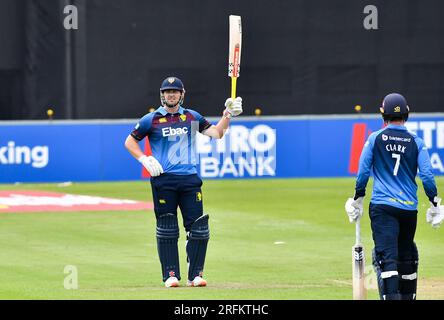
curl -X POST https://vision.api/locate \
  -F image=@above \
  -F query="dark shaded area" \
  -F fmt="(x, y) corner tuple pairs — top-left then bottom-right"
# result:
(1, 0), (443, 119)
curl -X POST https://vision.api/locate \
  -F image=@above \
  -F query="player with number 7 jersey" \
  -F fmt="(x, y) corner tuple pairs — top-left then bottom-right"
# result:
(346, 93), (440, 300)
(354, 98), (437, 210)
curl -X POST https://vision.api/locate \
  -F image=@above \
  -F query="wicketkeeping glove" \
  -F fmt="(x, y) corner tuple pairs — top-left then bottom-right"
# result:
(224, 97), (243, 118)
(138, 155), (164, 177)
(426, 196), (443, 228)
(345, 197), (364, 223)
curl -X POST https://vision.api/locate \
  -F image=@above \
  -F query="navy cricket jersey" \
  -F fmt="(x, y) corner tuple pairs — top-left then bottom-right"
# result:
(355, 124), (437, 210)
(130, 106), (212, 175)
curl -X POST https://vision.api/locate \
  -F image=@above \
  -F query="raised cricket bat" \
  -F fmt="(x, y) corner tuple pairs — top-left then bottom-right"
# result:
(228, 15), (242, 99)
(352, 218), (367, 300)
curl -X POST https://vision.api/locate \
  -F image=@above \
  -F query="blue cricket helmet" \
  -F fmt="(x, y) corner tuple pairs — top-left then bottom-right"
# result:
(159, 76), (185, 106)
(380, 93), (410, 121)
(160, 77), (185, 92)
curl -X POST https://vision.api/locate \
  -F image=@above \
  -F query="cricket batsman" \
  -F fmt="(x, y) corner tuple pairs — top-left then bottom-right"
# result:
(345, 93), (442, 300)
(124, 76), (242, 287)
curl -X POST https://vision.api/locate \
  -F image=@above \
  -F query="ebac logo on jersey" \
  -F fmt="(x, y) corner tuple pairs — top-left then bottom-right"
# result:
(162, 127), (189, 137)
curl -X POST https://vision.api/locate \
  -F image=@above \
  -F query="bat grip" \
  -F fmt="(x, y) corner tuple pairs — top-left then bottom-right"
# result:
(231, 77), (237, 99)
(355, 218), (361, 245)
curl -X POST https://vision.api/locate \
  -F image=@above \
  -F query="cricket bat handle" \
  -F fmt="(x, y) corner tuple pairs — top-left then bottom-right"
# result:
(355, 218), (361, 245)
(231, 77), (237, 99)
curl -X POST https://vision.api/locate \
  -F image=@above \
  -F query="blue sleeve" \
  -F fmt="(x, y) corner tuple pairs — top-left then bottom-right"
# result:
(354, 132), (377, 198)
(130, 113), (153, 141)
(415, 137), (438, 202)
(188, 109), (212, 133)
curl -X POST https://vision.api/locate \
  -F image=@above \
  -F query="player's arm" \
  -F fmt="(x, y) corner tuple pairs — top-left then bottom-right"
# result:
(354, 133), (376, 199)
(202, 97), (243, 139)
(125, 117), (151, 160)
(125, 116), (163, 177)
(416, 138), (438, 202)
(125, 135), (163, 177)
(202, 111), (231, 139)
(416, 137), (443, 227)
(345, 134), (376, 222)
(124, 135), (145, 159)
(345, 133), (376, 222)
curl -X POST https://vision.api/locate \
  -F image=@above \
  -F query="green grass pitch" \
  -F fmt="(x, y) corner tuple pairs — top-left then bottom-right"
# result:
(0, 177), (443, 300)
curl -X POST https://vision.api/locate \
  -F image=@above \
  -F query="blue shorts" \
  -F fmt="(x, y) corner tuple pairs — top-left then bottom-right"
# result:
(150, 173), (204, 231)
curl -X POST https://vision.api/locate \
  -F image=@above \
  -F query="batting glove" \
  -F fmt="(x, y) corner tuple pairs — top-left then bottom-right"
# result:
(224, 97), (243, 118)
(426, 196), (443, 228)
(138, 155), (164, 177)
(345, 197), (364, 223)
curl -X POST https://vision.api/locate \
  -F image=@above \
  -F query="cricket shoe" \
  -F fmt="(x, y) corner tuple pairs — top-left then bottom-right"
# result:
(187, 276), (207, 287)
(164, 276), (180, 288)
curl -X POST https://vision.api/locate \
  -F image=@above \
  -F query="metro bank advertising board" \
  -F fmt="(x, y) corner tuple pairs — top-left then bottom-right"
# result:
(0, 116), (443, 183)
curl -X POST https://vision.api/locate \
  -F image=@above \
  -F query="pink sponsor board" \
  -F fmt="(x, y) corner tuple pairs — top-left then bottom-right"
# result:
(0, 190), (153, 213)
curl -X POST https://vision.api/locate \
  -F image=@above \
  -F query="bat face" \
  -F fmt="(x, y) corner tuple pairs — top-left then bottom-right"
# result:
(228, 15), (242, 78)
(352, 244), (367, 300)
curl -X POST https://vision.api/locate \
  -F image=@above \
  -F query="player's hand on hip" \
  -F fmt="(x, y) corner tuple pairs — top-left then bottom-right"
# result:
(138, 155), (164, 177)
(426, 196), (443, 228)
(224, 97), (243, 117)
(345, 197), (364, 223)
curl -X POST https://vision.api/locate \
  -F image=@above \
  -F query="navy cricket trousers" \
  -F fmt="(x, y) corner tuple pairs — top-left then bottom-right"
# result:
(150, 173), (204, 231)
(369, 203), (418, 272)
